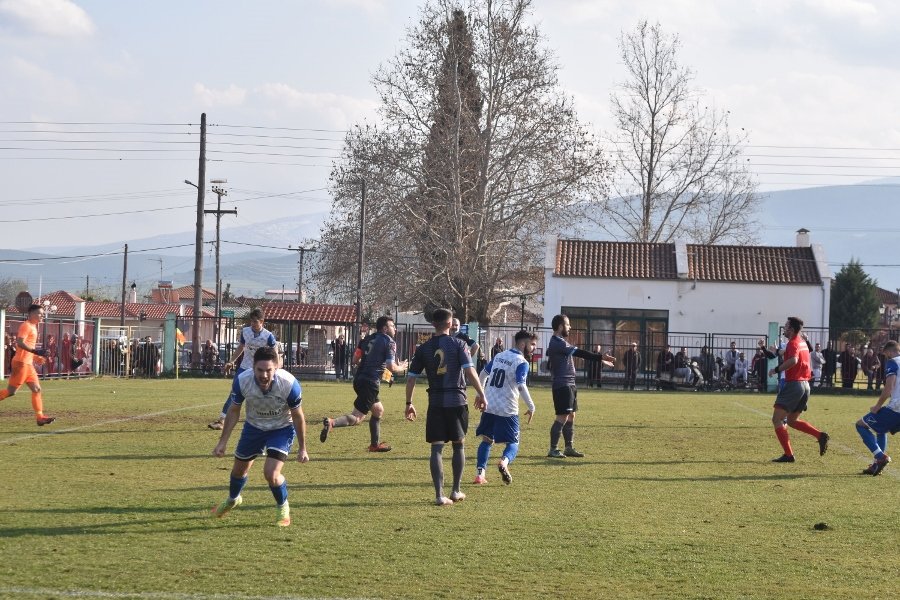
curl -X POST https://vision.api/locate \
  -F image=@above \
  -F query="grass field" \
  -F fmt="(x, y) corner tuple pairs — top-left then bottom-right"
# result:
(0, 377), (898, 600)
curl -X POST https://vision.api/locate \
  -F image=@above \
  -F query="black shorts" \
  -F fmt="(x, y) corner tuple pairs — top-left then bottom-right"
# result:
(552, 385), (578, 415)
(352, 378), (381, 414)
(425, 404), (469, 443)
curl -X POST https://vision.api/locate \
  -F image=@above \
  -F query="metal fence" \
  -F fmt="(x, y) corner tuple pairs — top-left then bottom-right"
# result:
(3, 314), (96, 379)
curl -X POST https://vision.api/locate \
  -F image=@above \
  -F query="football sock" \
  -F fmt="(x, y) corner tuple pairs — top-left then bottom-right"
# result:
(31, 391), (44, 416)
(229, 475), (248, 500)
(430, 444), (445, 498)
(855, 423), (884, 458)
(269, 481), (288, 506)
(789, 420), (821, 438)
(476, 440), (492, 471)
(333, 415), (355, 428)
(562, 421), (574, 448)
(451, 442), (465, 492)
(774, 425), (793, 456)
(550, 421), (563, 449)
(502, 442), (519, 464)
(369, 416), (381, 445)
(0, 389), (9, 401)
(877, 432), (887, 453)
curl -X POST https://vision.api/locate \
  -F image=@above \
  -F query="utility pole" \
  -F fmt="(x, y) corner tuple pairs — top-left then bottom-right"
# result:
(355, 180), (366, 323)
(84, 275), (89, 299)
(120, 244), (128, 326)
(204, 179), (236, 347)
(290, 245), (316, 303)
(190, 113), (207, 369)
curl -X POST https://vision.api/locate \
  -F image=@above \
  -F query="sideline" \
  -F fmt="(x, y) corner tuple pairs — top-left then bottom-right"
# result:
(0, 402), (219, 446)
(732, 400), (899, 480)
(0, 588), (373, 600)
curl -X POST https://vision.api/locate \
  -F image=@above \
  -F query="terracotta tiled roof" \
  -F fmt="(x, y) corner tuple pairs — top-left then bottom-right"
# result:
(34, 291), (84, 315)
(554, 239), (821, 284)
(172, 285), (216, 301)
(687, 245), (820, 284)
(33, 292), (213, 318)
(876, 287), (899, 305)
(555, 240), (678, 279)
(260, 302), (357, 324)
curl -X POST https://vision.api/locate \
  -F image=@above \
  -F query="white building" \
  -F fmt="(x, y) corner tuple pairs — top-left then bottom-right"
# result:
(543, 229), (831, 348)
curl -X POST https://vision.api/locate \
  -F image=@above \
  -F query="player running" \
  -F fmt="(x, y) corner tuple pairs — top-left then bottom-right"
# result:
(0, 304), (55, 426)
(473, 330), (537, 485)
(854, 340), (899, 476)
(211, 346), (308, 526)
(208, 308), (279, 430)
(320, 316), (407, 452)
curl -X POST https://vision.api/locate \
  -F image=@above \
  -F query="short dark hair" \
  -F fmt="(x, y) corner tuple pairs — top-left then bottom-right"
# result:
(248, 308), (264, 321)
(514, 330), (536, 344)
(375, 315), (393, 332)
(786, 316), (804, 332)
(432, 308), (452, 324)
(551, 314), (567, 330)
(27, 303), (42, 315)
(883, 340), (899, 353)
(253, 346), (277, 364)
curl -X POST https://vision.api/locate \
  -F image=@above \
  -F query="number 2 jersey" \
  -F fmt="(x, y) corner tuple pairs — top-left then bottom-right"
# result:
(408, 334), (473, 408)
(481, 348), (535, 417)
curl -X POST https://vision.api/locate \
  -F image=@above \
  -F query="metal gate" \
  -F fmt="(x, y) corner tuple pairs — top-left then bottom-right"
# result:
(96, 325), (163, 378)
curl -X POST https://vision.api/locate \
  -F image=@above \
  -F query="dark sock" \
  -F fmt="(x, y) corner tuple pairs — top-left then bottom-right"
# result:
(229, 475), (248, 500)
(562, 421), (574, 447)
(550, 420), (563, 449)
(269, 481), (288, 506)
(451, 442), (465, 492)
(430, 444), (444, 499)
(369, 416), (381, 446)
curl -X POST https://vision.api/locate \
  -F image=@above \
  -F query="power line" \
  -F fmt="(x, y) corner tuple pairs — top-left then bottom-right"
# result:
(210, 122), (348, 133)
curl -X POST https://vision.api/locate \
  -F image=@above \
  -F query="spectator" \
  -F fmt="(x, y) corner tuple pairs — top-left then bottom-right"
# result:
(491, 338), (504, 360)
(839, 342), (858, 389)
(45, 334), (57, 376)
(751, 347), (768, 392)
(861, 347), (880, 391)
(202, 339), (219, 374)
(821, 341), (837, 387)
(674, 346), (692, 384)
(810, 342), (825, 387)
(732, 351), (749, 386)
(587, 344), (615, 388)
(698, 346), (715, 384)
(724, 341), (739, 382)
(332, 335), (348, 380)
(61, 333), (72, 375)
(623, 342), (640, 390)
(656, 343), (674, 390)
(876, 348), (887, 391)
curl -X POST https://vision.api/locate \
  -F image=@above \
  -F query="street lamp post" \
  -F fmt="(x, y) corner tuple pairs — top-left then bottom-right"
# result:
(393, 296), (399, 325)
(519, 295), (527, 331)
(204, 179), (235, 348)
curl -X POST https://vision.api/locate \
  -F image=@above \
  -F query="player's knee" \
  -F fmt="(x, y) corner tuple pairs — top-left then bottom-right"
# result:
(5, 387), (17, 397)
(480, 436), (493, 445)
(452, 441), (464, 449)
(371, 404), (384, 419)
(855, 419), (869, 429)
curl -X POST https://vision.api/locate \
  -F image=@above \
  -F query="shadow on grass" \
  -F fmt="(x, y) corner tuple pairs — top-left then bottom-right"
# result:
(601, 473), (840, 482)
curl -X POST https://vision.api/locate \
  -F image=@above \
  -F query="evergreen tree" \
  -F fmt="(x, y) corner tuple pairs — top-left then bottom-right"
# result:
(830, 259), (879, 330)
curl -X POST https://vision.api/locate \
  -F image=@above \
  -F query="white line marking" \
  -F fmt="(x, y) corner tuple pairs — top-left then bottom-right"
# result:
(0, 588), (375, 600)
(732, 400), (899, 480)
(0, 402), (219, 445)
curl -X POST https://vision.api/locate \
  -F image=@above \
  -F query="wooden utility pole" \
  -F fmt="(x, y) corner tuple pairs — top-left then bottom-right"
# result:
(191, 113), (207, 369)
(291, 245), (316, 303)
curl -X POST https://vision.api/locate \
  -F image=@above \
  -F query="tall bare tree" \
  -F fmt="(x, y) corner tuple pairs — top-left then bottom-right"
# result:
(598, 20), (758, 245)
(312, 0), (607, 322)
(0, 277), (27, 309)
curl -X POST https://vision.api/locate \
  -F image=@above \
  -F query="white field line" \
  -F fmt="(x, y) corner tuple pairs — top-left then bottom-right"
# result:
(0, 402), (219, 445)
(0, 588), (375, 600)
(732, 400), (899, 480)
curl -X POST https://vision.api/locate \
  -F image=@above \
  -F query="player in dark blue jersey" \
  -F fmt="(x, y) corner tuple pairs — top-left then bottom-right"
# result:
(450, 317), (480, 364)
(546, 314), (611, 458)
(406, 308), (487, 506)
(320, 316), (407, 452)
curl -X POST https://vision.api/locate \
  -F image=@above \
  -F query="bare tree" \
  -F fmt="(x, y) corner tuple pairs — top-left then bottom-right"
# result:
(0, 277), (27, 309)
(598, 20), (758, 245)
(312, 0), (607, 322)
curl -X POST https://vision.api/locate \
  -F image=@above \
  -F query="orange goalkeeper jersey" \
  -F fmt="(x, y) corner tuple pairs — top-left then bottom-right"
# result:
(14, 321), (37, 365)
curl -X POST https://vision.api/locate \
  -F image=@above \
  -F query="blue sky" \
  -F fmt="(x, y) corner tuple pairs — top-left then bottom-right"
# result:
(1, 0), (898, 288)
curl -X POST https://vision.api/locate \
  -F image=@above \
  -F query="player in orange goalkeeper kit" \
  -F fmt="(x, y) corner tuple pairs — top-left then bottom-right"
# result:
(0, 303), (56, 426)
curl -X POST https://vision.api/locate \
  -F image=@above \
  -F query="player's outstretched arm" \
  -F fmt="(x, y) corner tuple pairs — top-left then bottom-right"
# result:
(404, 376), (418, 421)
(212, 403), (242, 457)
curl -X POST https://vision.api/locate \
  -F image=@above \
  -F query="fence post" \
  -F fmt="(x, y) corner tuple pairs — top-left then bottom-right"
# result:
(91, 318), (101, 374)
(163, 313), (177, 376)
(0, 308), (5, 379)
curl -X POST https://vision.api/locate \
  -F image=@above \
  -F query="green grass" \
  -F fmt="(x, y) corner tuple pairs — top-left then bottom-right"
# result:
(0, 378), (897, 599)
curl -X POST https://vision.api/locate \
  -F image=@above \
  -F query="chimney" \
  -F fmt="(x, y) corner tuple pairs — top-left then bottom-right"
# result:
(674, 241), (690, 279)
(796, 228), (810, 247)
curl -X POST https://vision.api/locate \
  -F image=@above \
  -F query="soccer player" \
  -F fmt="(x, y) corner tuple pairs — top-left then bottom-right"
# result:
(320, 316), (407, 452)
(211, 346), (308, 526)
(0, 304), (55, 426)
(450, 317), (480, 365)
(208, 308), (279, 430)
(768, 316), (829, 463)
(405, 308), (487, 506)
(854, 340), (899, 476)
(546, 314), (609, 458)
(473, 330), (537, 485)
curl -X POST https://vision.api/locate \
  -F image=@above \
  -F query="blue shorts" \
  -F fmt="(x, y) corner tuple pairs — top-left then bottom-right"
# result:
(234, 422), (295, 461)
(862, 408), (900, 435)
(475, 412), (520, 444)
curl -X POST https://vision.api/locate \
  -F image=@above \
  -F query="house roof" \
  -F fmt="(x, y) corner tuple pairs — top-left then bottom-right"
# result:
(172, 285), (216, 301)
(554, 239), (822, 284)
(35, 292), (213, 319)
(876, 286), (899, 305)
(259, 302), (357, 324)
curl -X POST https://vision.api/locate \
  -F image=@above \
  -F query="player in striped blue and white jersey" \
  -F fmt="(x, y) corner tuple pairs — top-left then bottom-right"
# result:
(474, 330), (537, 485)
